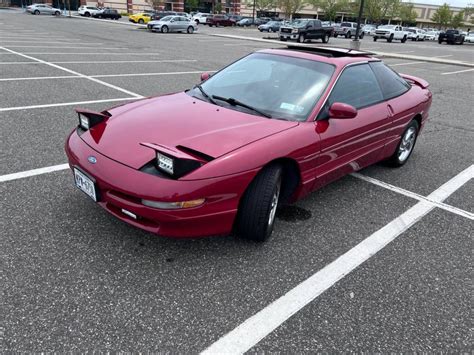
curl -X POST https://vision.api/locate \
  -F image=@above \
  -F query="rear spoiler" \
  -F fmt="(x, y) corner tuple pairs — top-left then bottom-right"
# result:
(400, 74), (430, 89)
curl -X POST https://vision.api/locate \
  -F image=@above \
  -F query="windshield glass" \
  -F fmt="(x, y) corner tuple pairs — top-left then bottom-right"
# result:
(190, 53), (335, 121)
(341, 22), (352, 27)
(160, 16), (172, 21)
(291, 19), (309, 27)
(379, 25), (395, 30)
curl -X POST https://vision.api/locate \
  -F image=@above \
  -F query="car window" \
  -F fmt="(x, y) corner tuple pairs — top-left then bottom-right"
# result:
(326, 64), (384, 110)
(369, 62), (410, 100)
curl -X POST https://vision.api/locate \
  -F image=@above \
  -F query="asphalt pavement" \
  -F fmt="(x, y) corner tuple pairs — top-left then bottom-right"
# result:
(1, 10), (473, 353)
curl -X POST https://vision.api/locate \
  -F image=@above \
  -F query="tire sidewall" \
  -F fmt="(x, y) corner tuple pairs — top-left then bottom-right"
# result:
(392, 120), (419, 166)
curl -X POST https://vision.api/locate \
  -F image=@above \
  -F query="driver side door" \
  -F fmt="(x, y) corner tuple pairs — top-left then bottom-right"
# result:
(313, 63), (392, 189)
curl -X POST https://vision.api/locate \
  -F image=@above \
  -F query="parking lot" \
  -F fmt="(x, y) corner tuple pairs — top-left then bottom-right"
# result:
(1, 10), (473, 352)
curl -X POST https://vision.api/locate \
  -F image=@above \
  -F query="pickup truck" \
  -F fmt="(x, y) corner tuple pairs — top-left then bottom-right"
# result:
(373, 25), (408, 43)
(438, 29), (465, 44)
(279, 19), (333, 43)
(333, 22), (364, 39)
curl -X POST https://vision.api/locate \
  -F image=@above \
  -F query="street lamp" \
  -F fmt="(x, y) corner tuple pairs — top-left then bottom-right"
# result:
(350, 0), (365, 50)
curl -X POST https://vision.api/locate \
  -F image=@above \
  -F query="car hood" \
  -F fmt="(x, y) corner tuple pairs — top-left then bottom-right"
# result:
(79, 92), (299, 169)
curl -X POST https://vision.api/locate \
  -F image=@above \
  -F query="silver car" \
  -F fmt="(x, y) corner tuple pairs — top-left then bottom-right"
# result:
(26, 4), (61, 16)
(147, 16), (198, 34)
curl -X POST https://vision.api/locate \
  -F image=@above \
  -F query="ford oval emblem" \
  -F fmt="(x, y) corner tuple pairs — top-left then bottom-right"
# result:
(88, 156), (97, 164)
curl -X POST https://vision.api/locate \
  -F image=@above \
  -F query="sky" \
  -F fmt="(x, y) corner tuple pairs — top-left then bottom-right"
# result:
(404, 0), (471, 7)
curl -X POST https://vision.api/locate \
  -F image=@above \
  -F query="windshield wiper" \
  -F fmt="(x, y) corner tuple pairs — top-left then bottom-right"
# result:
(211, 95), (272, 118)
(193, 84), (217, 105)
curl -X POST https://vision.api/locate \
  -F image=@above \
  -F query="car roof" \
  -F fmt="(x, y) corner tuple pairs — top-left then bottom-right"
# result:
(258, 46), (379, 68)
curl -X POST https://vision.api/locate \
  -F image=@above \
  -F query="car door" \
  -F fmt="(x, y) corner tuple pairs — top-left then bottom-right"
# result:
(313, 20), (323, 39)
(313, 63), (391, 189)
(178, 16), (188, 30)
(169, 16), (179, 31)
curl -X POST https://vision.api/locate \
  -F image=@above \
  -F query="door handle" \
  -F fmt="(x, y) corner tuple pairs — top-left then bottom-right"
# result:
(387, 104), (394, 117)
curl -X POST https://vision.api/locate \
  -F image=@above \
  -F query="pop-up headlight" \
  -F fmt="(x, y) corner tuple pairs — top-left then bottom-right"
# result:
(76, 108), (110, 130)
(157, 152), (174, 175)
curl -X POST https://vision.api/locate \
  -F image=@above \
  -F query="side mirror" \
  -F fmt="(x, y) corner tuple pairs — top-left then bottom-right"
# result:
(200, 72), (211, 81)
(328, 102), (357, 119)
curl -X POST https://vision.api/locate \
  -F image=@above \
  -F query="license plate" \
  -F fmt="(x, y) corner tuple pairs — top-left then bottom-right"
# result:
(74, 168), (97, 202)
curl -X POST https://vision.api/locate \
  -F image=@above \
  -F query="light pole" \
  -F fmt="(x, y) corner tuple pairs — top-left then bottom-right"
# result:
(252, 0), (256, 21)
(350, 0), (365, 50)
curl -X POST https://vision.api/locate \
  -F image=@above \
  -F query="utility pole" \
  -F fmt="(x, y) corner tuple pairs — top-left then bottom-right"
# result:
(252, 0), (256, 21)
(350, 0), (365, 50)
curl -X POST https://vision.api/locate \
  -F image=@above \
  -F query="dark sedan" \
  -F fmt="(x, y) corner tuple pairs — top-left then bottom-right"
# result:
(92, 9), (121, 20)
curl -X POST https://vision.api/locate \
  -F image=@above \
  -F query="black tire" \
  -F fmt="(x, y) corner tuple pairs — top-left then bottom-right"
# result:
(34, 10), (40, 15)
(359, 32), (364, 39)
(195, 19), (199, 24)
(54, 11), (60, 16)
(187, 26), (194, 34)
(411, 37), (416, 41)
(298, 34), (305, 43)
(138, 19), (144, 24)
(280, 37), (287, 41)
(373, 36), (377, 41)
(85, 11), (90, 17)
(236, 165), (282, 242)
(345, 31), (351, 38)
(334, 33), (338, 37)
(322, 33), (329, 43)
(387, 34), (394, 43)
(438, 39), (442, 44)
(387, 120), (419, 167)
(401, 36), (407, 43)
(161, 25), (169, 33)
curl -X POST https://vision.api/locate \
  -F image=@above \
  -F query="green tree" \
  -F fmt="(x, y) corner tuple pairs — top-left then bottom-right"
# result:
(381, 0), (400, 24)
(431, 3), (452, 29)
(398, 2), (417, 26)
(464, 5), (473, 24)
(308, 0), (350, 22)
(215, 2), (223, 13)
(278, 0), (306, 19)
(363, 0), (382, 23)
(245, 0), (278, 14)
(450, 11), (464, 29)
(185, 0), (199, 12)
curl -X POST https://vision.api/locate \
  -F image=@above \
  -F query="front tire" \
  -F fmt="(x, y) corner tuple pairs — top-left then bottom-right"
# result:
(298, 34), (305, 43)
(236, 165), (282, 242)
(161, 25), (169, 33)
(387, 34), (394, 43)
(34, 10), (40, 15)
(387, 120), (419, 167)
(373, 36), (377, 41)
(138, 19), (144, 24)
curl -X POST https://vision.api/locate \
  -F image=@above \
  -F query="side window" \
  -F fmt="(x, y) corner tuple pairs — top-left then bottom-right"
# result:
(326, 64), (384, 110)
(314, 20), (321, 27)
(370, 61), (410, 100)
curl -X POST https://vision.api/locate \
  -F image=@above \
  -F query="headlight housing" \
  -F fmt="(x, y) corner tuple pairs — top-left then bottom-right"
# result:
(142, 198), (205, 209)
(76, 109), (110, 130)
(292, 28), (299, 33)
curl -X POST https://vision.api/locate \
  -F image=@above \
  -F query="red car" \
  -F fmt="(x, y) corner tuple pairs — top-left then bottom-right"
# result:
(66, 46), (432, 241)
(207, 15), (235, 27)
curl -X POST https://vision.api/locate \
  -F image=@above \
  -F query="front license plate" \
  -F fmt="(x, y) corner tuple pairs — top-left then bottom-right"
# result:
(74, 168), (97, 202)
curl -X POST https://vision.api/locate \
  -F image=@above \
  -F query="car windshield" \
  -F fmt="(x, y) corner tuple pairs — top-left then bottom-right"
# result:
(160, 16), (173, 21)
(379, 25), (396, 30)
(446, 29), (457, 34)
(267, 21), (277, 25)
(190, 53), (335, 121)
(292, 19), (309, 27)
(406, 29), (416, 33)
(341, 22), (352, 27)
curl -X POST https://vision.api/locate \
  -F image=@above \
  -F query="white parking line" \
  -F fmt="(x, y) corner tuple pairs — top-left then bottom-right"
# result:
(0, 40), (103, 44)
(389, 61), (424, 66)
(0, 164), (69, 183)
(0, 97), (140, 112)
(0, 59), (197, 64)
(441, 68), (474, 75)
(4, 46), (129, 49)
(0, 52), (162, 55)
(201, 164), (474, 355)
(351, 173), (474, 220)
(1, 47), (144, 99)
(393, 51), (415, 54)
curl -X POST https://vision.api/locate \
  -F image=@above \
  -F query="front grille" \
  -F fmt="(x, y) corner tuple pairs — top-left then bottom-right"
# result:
(281, 28), (291, 33)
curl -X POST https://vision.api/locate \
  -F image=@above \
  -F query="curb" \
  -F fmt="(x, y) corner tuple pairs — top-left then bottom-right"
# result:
(210, 34), (474, 68)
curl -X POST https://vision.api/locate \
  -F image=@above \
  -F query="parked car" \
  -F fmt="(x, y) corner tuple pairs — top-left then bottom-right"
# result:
(66, 46), (432, 241)
(438, 29), (465, 44)
(228, 15), (243, 23)
(147, 16), (197, 33)
(78, 5), (100, 17)
(465, 31), (474, 43)
(256, 17), (271, 25)
(424, 31), (439, 41)
(26, 4), (61, 16)
(373, 25), (408, 43)
(92, 9), (121, 20)
(333, 22), (364, 39)
(150, 11), (177, 21)
(237, 18), (255, 26)
(279, 19), (333, 43)
(258, 21), (281, 32)
(207, 15), (235, 27)
(406, 28), (426, 41)
(362, 24), (376, 35)
(129, 12), (153, 24)
(176, 12), (191, 20)
(192, 12), (211, 25)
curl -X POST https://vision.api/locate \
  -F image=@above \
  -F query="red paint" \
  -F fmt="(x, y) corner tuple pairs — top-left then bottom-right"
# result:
(66, 49), (432, 238)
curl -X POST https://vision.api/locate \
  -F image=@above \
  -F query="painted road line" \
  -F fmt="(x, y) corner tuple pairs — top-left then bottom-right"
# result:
(0, 70), (216, 82)
(389, 61), (424, 66)
(0, 97), (140, 113)
(4, 52), (162, 55)
(351, 173), (474, 220)
(201, 165), (473, 355)
(0, 47), (144, 99)
(441, 68), (474, 75)
(0, 164), (69, 183)
(0, 59), (197, 65)
(3, 46), (129, 49)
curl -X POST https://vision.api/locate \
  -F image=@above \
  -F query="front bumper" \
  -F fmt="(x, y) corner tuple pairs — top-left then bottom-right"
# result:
(280, 33), (298, 40)
(65, 131), (257, 238)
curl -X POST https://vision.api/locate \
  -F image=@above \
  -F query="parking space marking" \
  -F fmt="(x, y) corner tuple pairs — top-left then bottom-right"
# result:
(0, 40), (102, 44)
(4, 46), (129, 49)
(202, 164), (474, 355)
(0, 59), (197, 65)
(1, 46), (144, 99)
(351, 173), (474, 220)
(389, 61), (424, 66)
(0, 70), (215, 82)
(0, 164), (69, 183)
(441, 68), (474, 75)
(4, 52), (162, 55)
(0, 97), (139, 112)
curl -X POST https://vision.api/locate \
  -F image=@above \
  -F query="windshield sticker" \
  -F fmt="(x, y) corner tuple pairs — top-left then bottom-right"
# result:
(280, 102), (305, 113)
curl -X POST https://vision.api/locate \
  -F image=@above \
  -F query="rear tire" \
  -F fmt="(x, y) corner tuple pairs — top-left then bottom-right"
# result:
(34, 10), (40, 15)
(54, 11), (60, 16)
(345, 31), (351, 38)
(401, 36), (407, 43)
(387, 120), (419, 167)
(373, 36), (377, 41)
(138, 19), (144, 24)
(322, 33), (329, 43)
(236, 165), (282, 242)
(187, 26), (194, 34)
